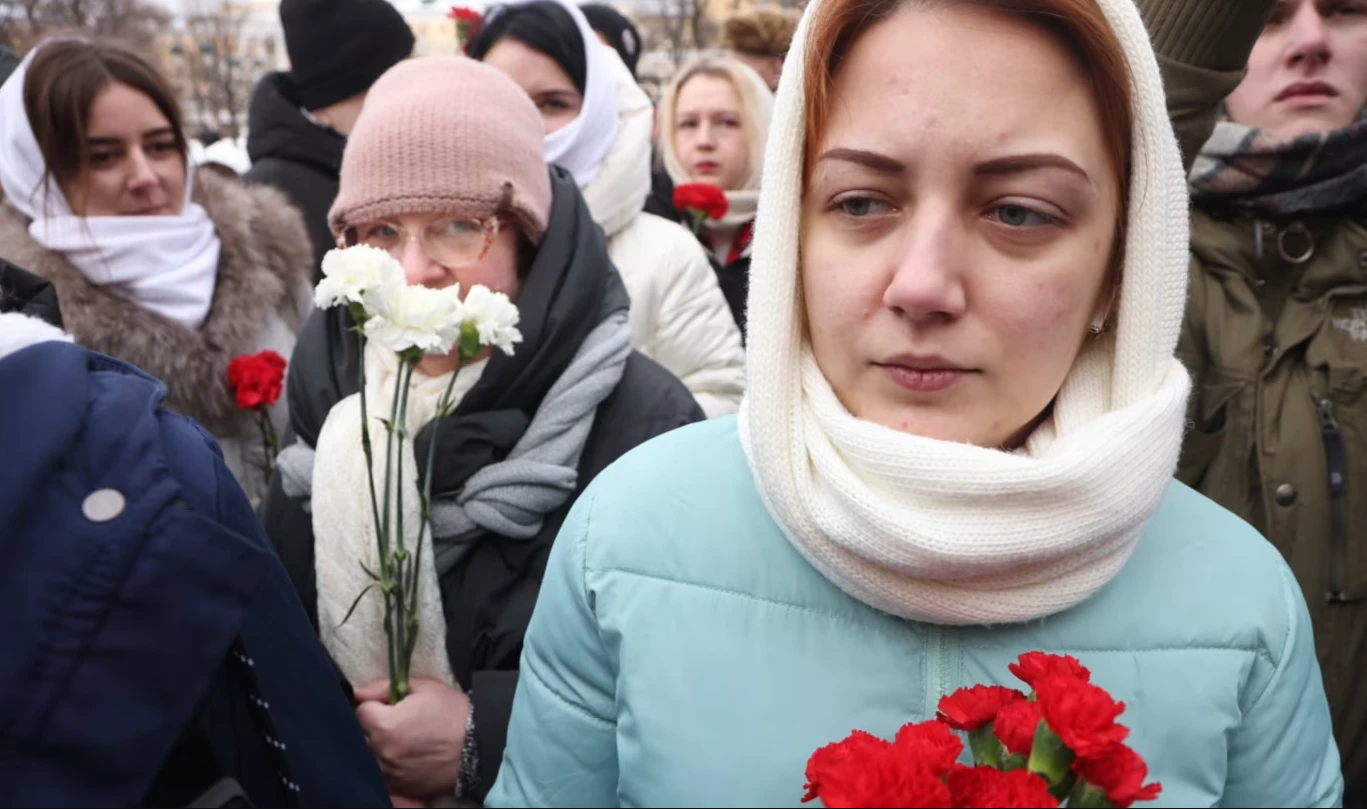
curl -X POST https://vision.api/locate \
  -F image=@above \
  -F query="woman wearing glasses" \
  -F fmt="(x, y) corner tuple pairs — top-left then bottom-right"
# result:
(260, 57), (702, 806)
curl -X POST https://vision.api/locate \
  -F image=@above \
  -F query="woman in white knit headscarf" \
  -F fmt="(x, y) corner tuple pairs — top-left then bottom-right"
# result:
(484, 0), (1344, 804)
(470, 0), (746, 418)
(657, 54), (773, 336)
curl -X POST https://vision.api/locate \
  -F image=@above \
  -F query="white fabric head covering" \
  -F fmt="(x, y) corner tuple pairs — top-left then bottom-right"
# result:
(491, 0), (619, 189)
(580, 45), (653, 238)
(0, 45), (221, 330)
(738, 0), (1193, 625)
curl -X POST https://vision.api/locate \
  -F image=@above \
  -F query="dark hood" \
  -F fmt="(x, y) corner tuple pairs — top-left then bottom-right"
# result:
(245, 72), (345, 176)
(287, 166), (629, 487)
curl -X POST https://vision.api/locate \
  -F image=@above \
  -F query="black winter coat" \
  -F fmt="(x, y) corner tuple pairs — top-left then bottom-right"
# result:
(243, 73), (345, 278)
(262, 168), (703, 798)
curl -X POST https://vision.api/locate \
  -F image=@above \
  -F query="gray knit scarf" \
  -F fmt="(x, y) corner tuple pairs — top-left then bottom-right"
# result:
(278, 308), (631, 574)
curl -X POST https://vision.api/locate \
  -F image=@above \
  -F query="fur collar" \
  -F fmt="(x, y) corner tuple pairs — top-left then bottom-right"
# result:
(0, 168), (312, 435)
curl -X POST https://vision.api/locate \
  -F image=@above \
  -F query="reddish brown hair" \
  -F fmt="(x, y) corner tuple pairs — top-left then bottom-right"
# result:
(802, 0), (1134, 300)
(23, 39), (188, 206)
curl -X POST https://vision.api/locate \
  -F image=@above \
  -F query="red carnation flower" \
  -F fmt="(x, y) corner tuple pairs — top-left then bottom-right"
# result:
(673, 182), (730, 223)
(992, 697), (1044, 757)
(1035, 675), (1129, 759)
(803, 729), (952, 808)
(947, 765), (1058, 809)
(448, 4), (482, 22)
(1073, 742), (1163, 808)
(1009, 652), (1091, 691)
(937, 685), (1026, 732)
(803, 731), (889, 804)
(227, 350), (286, 410)
(893, 720), (964, 776)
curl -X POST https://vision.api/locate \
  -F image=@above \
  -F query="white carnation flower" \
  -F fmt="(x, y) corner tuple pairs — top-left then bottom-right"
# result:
(362, 282), (465, 355)
(315, 245), (405, 310)
(461, 285), (522, 355)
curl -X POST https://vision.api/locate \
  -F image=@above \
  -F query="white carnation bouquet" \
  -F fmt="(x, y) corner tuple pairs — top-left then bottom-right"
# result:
(315, 245), (521, 702)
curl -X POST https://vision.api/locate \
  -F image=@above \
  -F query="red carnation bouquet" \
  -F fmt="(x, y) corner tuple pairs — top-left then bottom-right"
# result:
(449, 5), (484, 49)
(672, 182), (729, 236)
(803, 652), (1161, 808)
(227, 350), (286, 483)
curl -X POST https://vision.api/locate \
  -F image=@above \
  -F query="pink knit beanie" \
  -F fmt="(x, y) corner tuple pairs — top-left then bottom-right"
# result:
(329, 56), (552, 243)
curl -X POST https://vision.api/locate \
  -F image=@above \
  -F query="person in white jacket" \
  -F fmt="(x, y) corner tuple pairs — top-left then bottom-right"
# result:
(471, 0), (746, 418)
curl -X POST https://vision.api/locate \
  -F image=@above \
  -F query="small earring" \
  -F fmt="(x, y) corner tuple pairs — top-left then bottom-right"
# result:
(1089, 318), (1107, 335)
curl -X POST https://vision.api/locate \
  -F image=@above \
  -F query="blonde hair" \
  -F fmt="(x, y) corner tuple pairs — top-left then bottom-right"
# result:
(657, 53), (774, 193)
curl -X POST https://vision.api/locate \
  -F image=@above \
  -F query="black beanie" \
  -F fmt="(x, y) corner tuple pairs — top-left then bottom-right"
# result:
(580, 4), (641, 78)
(281, 0), (416, 111)
(467, 2), (587, 94)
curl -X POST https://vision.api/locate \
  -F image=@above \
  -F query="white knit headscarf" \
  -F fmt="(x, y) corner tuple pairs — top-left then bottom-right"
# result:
(738, 0), (1193, 626)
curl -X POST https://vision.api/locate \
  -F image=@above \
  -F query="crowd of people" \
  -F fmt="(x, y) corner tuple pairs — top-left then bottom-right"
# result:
(0, 0), (1363, 805)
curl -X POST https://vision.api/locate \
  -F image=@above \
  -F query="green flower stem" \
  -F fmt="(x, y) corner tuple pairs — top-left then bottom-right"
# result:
(969, 726), (1006, 768)
(1026, 721), (1076, 791)
(1067, 778), (1114, 808)
(389, 358), (420, 703)
(254, 407), (279, 484)
(352, 323), (385, 567)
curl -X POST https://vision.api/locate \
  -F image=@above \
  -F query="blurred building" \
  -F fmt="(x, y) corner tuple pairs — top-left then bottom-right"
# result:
(158, 0), (287, 139)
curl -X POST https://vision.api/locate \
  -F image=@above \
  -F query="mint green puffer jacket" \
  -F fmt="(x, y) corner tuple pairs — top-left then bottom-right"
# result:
(488, 418), (1342, 807)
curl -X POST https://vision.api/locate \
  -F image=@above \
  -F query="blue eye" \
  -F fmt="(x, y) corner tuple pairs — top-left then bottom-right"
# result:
(992, 204), (1056, 228)
(837, 196), (892, 218)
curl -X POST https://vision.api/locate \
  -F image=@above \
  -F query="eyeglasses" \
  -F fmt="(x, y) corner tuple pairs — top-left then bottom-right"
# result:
(343, 214), (505, 268)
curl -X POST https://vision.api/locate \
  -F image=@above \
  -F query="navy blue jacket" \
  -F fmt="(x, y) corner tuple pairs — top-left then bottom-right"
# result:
(0, 339), (388, 807)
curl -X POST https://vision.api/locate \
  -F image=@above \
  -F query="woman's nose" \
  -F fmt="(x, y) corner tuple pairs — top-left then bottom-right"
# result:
(125, 147), (158, 192)
(882, 208), (969, 325)
(399, 235), (448, 287)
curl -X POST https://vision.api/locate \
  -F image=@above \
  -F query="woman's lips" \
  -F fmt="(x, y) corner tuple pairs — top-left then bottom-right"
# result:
(878, 362), (972, 393)
(694, 161), (720, 174)
(1276, 80), (1339, 107)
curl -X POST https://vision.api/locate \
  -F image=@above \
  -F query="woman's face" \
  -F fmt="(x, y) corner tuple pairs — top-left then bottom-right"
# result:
(363, 211), (523, 375)
(66, 81), (186, 217)
(483, 38), (584, 135)
(801, 6), (1121, 450)
(1225, 0), (1367, 139)
(673, 74), (750, 191)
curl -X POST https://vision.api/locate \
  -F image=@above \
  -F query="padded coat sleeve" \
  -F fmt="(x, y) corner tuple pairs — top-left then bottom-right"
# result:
(1221, 564), (1343, 808)
(484, 493), (620, 808)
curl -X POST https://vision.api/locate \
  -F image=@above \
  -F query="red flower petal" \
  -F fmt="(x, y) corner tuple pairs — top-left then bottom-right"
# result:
(1073, 742), (1163, 808)
(672, 183), (729, 221)
(993, 698), (1044, 757)
(937, 685), (1026, 731)
(947, 765), (1058, 808)
(893, 720), (964, 776)
(227, 350), (288, 411)
(804, 728), (953, 808)
(1009, 652), (1091, 690)
(1035, 675), (1129, 759)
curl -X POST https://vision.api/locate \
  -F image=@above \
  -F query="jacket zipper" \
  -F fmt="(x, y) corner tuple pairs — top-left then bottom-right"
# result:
(927, 626), (954, 716)
(1317, 397), (1351, 603)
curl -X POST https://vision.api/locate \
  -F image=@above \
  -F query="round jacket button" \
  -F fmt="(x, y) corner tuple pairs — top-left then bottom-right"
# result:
(1274, 483), (1298, 507)
(1358, 251), (1367, 271)
(82, 489), (126, 522)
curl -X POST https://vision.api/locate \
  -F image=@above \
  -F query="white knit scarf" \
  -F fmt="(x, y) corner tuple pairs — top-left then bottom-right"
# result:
(0, 47), (222, 330)
(311, 343), (488, 688)
(738, 0), (1193, 626)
